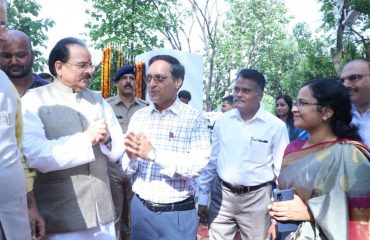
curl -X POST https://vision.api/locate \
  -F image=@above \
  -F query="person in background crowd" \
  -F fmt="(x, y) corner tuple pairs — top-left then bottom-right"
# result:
(275, 95), (308, 141)
(340, 58), (370, 147)
(39, 72), (54, 82)
(21, 37), (124, 239)
(122, 55), (211, 240)
(0, 30), (48, 96)
(268, 79), (370, 239)
(198, 68), (289, 240)
(178, 89), (192, 104)
(107, 64), (147, 240)
(221, 95), (234, 113)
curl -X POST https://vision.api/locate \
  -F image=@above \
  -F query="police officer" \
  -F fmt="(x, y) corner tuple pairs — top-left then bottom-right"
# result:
(107, 64), (147, 240)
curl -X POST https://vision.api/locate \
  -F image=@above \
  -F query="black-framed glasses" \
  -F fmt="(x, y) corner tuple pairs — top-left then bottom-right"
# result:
(340, 74), (370, 83)
(65, 62), (95, 71)
(293, 99), (321, 108)
(145, 74), (167, 83)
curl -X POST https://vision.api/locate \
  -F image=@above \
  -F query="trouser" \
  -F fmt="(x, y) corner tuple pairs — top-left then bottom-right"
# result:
(108, 161), (132, 240)
(208, 177), (272, 240)
(131, 195), (199, 240)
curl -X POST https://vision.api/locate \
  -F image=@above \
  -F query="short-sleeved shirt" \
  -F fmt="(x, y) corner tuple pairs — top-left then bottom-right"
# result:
(107, 95), (147, 133)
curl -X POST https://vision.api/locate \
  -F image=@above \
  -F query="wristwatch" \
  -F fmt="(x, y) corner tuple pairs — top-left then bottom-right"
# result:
(147, 148), (156, 162)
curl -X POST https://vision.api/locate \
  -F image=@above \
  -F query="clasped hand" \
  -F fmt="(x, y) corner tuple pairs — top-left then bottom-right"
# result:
(124, 132), (152, 160)
(85, 118), (110, 145)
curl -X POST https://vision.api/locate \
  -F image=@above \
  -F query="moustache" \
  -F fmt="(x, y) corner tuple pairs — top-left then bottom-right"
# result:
(9, 64), (23, 69)
(82, 74), (92, 81)
(234, 98), (245, 103)
(124, 84), (133, 88)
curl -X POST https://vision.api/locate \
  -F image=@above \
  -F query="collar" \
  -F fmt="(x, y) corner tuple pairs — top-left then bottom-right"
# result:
(351, 104), (370, 116)
(53, 78), (78, 93)
(149, 98), (181, 116)
(231, 106), (267, 123)
(113, 95), (136, 106)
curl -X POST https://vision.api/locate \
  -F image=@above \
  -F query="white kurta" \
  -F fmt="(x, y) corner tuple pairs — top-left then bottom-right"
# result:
(21, 79), (124, 239)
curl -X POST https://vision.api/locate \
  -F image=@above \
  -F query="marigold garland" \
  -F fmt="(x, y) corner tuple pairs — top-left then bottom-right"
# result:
(100, 44), (145, 100)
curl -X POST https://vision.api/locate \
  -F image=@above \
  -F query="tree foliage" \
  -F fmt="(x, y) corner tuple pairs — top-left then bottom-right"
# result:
(6, 0), (55, 72)
(203, 0), (290, 110)
(84, 0), (184, 56)
(319, 0), (369, 74)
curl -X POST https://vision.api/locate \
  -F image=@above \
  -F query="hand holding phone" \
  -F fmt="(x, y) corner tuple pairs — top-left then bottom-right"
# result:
(272, 189), (299, 233)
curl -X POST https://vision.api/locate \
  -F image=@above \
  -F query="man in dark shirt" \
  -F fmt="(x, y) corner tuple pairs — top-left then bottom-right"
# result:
(0, 30), (48, 96)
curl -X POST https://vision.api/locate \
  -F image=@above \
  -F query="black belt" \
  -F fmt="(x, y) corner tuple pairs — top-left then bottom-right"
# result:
(221, 178), (271, 194)
(136, 195), (195, 212)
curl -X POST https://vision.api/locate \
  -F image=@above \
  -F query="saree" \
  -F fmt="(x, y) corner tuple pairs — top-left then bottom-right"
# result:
(278, 139), (370, 240)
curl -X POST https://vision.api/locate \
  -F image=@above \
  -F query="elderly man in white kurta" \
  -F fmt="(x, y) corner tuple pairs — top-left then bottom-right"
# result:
(21, 37), (124, 239)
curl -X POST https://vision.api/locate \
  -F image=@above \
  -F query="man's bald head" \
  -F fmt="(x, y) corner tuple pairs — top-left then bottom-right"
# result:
(0, 29), (35, 79)
(4, 30), (33, 51)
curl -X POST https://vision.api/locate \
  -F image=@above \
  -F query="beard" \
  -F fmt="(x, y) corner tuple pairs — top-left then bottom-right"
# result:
(4, 62), (33, 79)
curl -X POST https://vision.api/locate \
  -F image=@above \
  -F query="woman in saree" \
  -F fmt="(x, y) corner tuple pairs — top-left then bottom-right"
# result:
(268, 79), (370, 240)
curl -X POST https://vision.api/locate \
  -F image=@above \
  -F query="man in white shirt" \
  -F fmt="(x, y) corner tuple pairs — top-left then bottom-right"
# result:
(197, 68), (289, 239)
(21, 37), (124, 239)
(340, 58), (370, 147)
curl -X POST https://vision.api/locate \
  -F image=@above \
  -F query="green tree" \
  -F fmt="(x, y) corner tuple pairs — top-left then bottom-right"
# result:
(6, 0), (55, 72)
(204, 0), (290, 110)
(319, 0), (370, 74)
(84, 0), (184, 55)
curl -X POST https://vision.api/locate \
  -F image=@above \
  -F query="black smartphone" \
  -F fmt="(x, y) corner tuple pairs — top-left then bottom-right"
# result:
(273, 189), (299, 233)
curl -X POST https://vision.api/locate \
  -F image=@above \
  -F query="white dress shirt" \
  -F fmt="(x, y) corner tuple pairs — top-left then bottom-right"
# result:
(351, 105), (370, 147)
(198, 107), (289, 205)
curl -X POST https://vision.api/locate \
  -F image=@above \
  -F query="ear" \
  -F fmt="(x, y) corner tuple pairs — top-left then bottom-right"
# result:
(175, 78), (183, 90)
(258, 91), (264, 101)
(55, 60), (64, 77)
(322, 106), (334, 121)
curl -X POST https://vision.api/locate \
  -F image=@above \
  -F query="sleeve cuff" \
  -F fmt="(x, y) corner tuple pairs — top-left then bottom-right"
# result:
(197, 193), (209, 206)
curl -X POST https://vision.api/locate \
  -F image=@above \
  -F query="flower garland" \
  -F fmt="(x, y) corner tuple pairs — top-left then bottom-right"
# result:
(135, 61), (145, 99)
(100, 44), (145, 100)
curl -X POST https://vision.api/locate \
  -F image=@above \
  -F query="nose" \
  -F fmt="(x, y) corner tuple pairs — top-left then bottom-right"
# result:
(291, 105), (299, 113)
(342, 79), (351, 88)
(10, 55), (18, 64)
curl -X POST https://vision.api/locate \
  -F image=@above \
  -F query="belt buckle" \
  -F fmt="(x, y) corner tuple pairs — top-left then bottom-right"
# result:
(234, 185), (245, 194)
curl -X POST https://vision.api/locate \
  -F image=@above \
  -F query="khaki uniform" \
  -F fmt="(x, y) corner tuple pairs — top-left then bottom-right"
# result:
(107, 95), (148, 133)
(107, 95), (147, 240)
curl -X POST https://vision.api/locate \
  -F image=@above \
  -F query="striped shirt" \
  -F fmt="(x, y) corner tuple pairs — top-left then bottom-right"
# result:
(122, 99), (211, 203)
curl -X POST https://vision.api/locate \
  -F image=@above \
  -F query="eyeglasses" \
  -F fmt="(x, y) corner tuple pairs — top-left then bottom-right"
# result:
(340, 74), (370, 83)
(65, 62), (95, 71)
(293, 99), (321, 108)
(145, 75), (167, 83)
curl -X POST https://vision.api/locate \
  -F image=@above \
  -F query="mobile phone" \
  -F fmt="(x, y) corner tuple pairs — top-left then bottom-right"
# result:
(273, 189), (299, 233)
